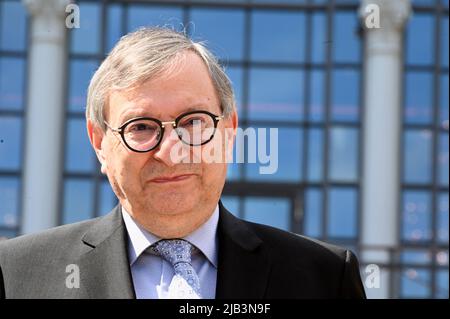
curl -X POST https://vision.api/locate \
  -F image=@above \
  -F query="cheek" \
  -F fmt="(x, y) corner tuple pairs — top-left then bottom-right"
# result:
(121, 157), (147, 185)
(106, 148), (146, 189)
(200, 163), (227, 188)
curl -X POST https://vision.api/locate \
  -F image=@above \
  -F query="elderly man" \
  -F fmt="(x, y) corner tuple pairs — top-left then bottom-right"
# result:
(0, 27), (365, 299)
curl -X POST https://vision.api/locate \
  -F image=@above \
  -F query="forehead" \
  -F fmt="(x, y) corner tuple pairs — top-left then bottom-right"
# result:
(107, 51), (220, 122)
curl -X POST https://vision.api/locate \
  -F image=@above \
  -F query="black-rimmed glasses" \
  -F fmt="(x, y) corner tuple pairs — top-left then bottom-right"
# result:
(104, 110), (224, 153)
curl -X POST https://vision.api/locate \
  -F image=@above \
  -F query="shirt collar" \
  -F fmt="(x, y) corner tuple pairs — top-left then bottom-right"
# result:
(122, 205), (219, 268)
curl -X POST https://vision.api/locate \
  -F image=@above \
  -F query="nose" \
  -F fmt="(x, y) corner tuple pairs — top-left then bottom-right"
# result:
(152, 124), (188, 166)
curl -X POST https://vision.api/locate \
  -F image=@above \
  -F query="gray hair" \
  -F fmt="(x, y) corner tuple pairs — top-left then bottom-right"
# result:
(86, 27), (236, 130)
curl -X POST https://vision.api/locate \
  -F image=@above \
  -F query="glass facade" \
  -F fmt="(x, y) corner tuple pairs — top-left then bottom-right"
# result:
(400, 0), (449, 298)
(0, 0), (27, 239)
(0, 0), (447, 298)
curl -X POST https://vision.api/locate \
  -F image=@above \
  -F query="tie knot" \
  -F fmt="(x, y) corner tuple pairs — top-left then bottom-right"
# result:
(152, 239), (194, 266)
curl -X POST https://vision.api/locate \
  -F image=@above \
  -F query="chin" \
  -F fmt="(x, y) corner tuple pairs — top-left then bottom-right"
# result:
(145, 195), (197, 215)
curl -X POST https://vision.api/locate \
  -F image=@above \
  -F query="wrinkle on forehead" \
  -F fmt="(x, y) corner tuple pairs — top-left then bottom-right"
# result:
(112, 50), (203, 102)
(106, 51), (220, 123)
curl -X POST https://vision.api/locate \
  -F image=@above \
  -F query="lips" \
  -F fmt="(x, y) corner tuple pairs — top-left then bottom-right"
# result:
(150, 174), (195, 184)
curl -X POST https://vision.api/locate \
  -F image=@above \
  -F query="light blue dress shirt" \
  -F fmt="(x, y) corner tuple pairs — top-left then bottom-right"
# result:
(122, 206), (219, 299)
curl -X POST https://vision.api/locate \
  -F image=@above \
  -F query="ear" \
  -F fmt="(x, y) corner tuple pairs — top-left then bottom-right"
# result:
(231, 108), (238, 132)
(87, 119), (108, 174)
(224, 109), (238, 156)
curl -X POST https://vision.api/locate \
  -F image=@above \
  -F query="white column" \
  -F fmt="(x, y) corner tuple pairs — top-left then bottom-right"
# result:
(21, 0), (70, 234)
(359, 0), (412, 298)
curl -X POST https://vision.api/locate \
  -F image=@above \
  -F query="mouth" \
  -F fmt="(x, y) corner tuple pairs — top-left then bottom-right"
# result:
(149, 174), (196, 184)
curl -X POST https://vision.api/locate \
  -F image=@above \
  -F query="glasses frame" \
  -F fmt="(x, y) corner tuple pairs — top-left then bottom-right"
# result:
(104, 110), (225, 153)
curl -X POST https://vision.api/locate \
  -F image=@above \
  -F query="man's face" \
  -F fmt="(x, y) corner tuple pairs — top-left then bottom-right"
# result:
(88, 51), (237, 237)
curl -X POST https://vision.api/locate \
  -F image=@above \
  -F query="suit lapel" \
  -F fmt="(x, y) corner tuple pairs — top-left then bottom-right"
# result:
(77, 206), (135, 299)
(73, 202), (271, 299)
(215, 201), (272, 299)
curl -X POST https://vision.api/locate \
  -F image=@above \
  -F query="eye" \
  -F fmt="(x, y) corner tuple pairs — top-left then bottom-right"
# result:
(127, 121), (159, 134)
(181, 117), (205, 127)
(189, 118), (203, 125)
(132, 123), (151, 131)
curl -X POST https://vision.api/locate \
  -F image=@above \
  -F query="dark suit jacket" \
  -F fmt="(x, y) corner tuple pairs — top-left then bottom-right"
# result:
(0, 201), (366, 298)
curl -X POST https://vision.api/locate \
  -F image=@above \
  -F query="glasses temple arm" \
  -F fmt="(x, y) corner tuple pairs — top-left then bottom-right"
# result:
(103, 121), (121, 132)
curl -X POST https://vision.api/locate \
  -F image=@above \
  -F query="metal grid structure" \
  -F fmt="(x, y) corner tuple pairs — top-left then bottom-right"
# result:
(0, 0), (28, 239)
(399, 0), (449, 299)
(63, 0), (363, 240)
(62, 0), (365, 292)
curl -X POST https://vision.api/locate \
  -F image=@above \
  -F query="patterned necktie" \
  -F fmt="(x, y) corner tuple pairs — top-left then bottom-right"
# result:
(151, 239), (202, 298)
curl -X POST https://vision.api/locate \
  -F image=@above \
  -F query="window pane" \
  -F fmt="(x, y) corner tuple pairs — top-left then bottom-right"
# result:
(226, 158), (242, 181)
(401, 249), (432, 265)
(244, 127), (302, 182)
(0, 228), (17, 240)
(251, 11), (306, 62)
(307, 128), (324, 181)
(437, 193), (449, 243)
(65, 118), (95, 173)
(309, 70), (325, 122)
(311, 13), (326, 64)
(221, 196), (240, 217)
(70, 2), (101, 54)
(332, 69), (359, 122)
(411, 0), (437, 6)
(405, 72), (433, 124)
(0, 116), (22, 170)
(401, 268), (431, 298)
(438, 133), (448, 186)
(436, 269), (449, 299)
(68, 59), (98, 113)
(304, 188), (322, 237)
(402, 191), (432, 242)
(406, 14), (434, 65)
(99, 180), (117, 216)
(441, 16), (448, 68)
(63, 179), (94, 224)
(0, 57), (25, 110)
(333, 12), (360, 63)
(226, 107), (241, 181)
(107, 4), (123, 53)
(328, 188), (357, 238)
(0, 177), (19, 228)
(248, 68), (304, 121)
(190, 0), (248, 2)
(440, 74), (448, 128)
(0, 1), (26, 51)
(226, 66), (244, 119)
(329, 127), (358, 181)
(127, 5), (183, 32)
(403, 129), (432, 184)
(244, 197), (290, 231)
(252, 0), (307, 3)
(334, 0), (360, 3)
(436, 250), (448, 267)
(190, 8), (244, 61)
